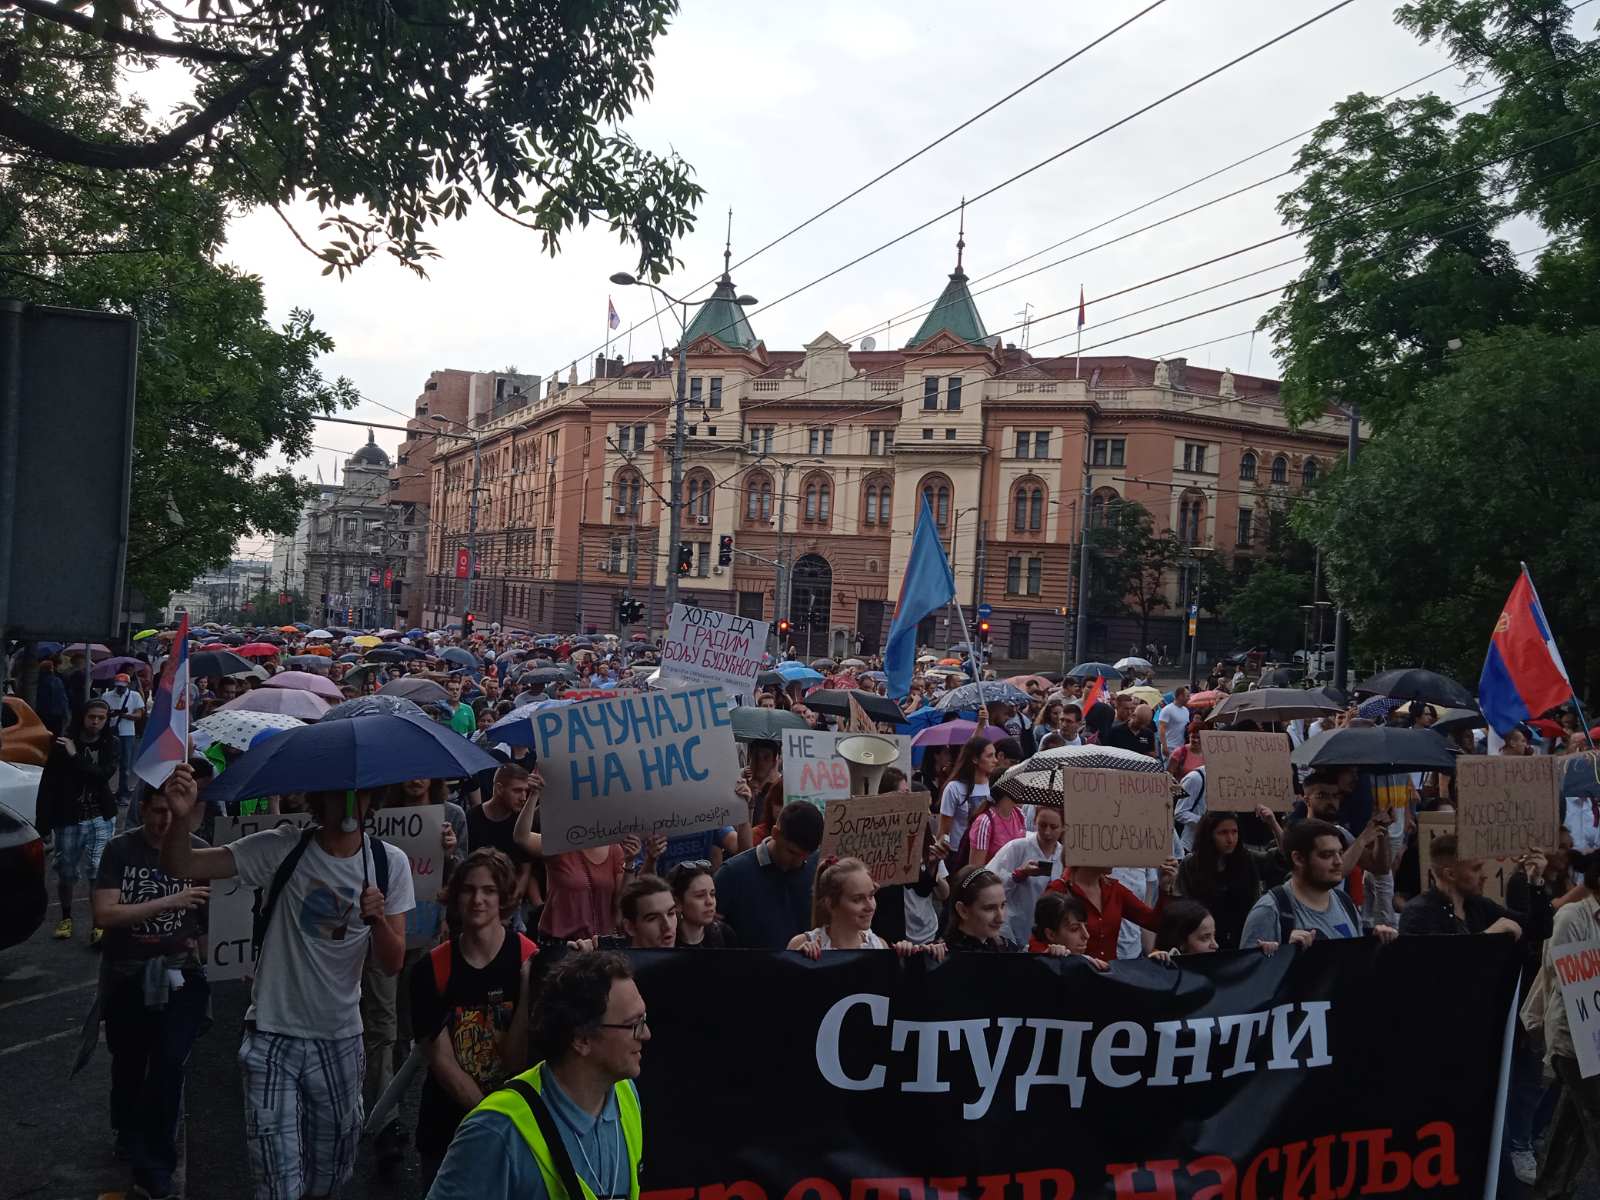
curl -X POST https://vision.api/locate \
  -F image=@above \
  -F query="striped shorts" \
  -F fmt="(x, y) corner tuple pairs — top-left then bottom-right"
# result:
(238, 1028), (365, 1200)
(54, 816), (114, 884)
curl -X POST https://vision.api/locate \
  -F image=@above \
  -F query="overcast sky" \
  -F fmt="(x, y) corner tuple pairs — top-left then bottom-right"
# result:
(214, 0), (1534, 558)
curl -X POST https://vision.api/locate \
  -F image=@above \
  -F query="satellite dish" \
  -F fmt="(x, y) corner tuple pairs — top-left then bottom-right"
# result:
(860, 335), (877, 351)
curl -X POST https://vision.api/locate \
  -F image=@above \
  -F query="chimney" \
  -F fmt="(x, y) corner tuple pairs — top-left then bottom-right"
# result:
(594, 354), (606, 378)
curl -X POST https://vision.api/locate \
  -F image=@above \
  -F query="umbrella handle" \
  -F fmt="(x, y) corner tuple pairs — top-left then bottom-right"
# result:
(360, 830), (377, 926)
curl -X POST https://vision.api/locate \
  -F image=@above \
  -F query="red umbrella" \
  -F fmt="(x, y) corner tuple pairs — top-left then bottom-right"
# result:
(237, 642), (282, 658)
(1188, 689), (1225, 710)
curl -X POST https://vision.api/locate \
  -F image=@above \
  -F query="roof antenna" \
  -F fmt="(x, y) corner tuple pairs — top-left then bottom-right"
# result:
(955, 197), (966, 272)
(723, 207), (733, 281)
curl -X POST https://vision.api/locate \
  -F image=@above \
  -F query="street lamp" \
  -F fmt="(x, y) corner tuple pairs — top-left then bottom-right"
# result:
(610, 270), (757, 615)
(1182, 545), (1214, 688)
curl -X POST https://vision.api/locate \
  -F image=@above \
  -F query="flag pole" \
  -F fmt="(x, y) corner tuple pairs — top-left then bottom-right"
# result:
(1522, 560), (1590, 734)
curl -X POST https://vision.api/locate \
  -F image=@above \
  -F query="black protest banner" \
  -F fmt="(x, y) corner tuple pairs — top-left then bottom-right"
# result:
(633, 939), (1518, 1200)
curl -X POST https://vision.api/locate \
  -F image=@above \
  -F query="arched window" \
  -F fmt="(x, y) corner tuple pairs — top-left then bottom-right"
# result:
(800, 471), (833, 526)
(1302, 457), (1318, 487)
(864, 485), (877, 526)
(744, 470), (773, 523)
(1177, 488), (1207, 546)
(1270, 455), (1288, 485)
(918, 474), (953, 529)
(1087, 486), (1121, 529)
(685, 470), (714, 521)
(861, 474), (892, 527)
(1010, 476), (1047, 534)
(613, 468), (642, 518)
(1240, 451), (1257, 481)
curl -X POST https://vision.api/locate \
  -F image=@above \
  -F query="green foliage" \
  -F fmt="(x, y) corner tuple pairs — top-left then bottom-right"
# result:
(1087, 501), (1182, 642)
(1223, 564), (1312, 652)
(2, 0), (703, 276)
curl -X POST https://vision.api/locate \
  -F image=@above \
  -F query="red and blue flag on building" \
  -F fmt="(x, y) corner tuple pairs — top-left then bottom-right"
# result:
(1478, 565), (1573, 735)
(134, 610), (192, 787)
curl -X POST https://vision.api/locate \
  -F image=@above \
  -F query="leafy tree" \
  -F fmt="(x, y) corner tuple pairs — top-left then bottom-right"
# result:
(2, 0), (704, 275)
(1223, 564), (1312, 654)
(1086, 501), (1180, 646)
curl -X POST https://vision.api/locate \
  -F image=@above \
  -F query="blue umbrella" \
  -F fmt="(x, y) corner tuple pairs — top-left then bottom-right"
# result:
(775, 662), (824, 686)
(206, 712), (501, 803)
(488, 699), (576, 747)
(405, 628), (425, 638)
(441, 647), (480, 670)
(323, 695), (426, 721)
(861, 670), (887, 682)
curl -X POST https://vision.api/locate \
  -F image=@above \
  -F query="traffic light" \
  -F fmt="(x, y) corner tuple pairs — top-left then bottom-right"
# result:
(718, 534), (734, 567)
(462, 611), (474, 638)
(978, 619), (991, 642)
(676, 541), (693, 575)
(618, 596), (644, 624)
(777, 619), (791, 639)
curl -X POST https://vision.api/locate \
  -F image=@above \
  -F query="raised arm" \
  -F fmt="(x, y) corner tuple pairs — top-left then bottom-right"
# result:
(512, 786), (543, 857)
(157, 765), (238, 880)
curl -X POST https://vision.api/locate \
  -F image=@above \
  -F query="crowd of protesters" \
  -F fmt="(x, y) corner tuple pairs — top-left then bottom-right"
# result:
(7, 624), (1600, 1200)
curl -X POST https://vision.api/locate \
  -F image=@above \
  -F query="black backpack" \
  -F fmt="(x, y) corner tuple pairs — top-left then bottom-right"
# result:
(251, 827), (390, 961)
(1268, 883), (1360, 943)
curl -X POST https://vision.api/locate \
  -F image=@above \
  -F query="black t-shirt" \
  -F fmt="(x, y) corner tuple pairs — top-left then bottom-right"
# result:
(1100, 722), (1156, 756)
(92, 830), (209, 967)
(408, 933), (532, 1155)
(465, 804), (530, 866)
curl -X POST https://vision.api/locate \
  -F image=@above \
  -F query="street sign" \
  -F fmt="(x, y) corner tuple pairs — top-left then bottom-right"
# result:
(977, 603), (992, 619)
(1188, 618), (1197, 636)
(1188, 603), (1199, 618)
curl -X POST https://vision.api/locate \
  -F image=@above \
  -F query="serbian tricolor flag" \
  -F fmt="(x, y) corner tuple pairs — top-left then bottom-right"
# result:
(1478, 566), (1573, 735)
(1081, 674), (1107, 714)
(134, 611), (192, 788)
(607, 297), (621, 331)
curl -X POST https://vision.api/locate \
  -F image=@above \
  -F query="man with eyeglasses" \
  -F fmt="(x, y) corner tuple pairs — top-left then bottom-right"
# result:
(426, 951), (647, 1200)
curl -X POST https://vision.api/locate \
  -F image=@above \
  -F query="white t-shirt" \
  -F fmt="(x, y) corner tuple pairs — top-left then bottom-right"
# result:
(1159, 702), (1190, 756)
(1564, 796), (1600, 853)
(105, 686), (145, 737)
(988, 832), (1065, 945)
(801, 926), (888, 950)
(229, 825), (415, 1039)
(903, 861), (949, 944)
(939, 780), (988, 849)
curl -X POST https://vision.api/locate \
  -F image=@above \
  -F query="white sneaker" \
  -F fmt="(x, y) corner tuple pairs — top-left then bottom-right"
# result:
(1510, 1148), (1538, 1185)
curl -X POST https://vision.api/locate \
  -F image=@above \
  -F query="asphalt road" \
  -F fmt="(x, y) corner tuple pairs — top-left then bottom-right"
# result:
(2, 888), (1593, 1200)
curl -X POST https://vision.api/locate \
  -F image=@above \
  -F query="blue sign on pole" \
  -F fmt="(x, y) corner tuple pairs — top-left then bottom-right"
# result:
(977, 603), (993, 619)
(1188, 603), (1199, 619)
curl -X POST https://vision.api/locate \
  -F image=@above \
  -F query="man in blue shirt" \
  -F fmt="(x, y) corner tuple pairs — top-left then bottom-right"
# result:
(427, 952), (646, 1200)
(714, 802), (823, 949)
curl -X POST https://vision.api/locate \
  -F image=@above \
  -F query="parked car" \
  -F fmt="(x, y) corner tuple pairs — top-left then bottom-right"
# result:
(0, 760), (42, 827)
(1, 696), (53, 767)
(0, 799), (46, 951)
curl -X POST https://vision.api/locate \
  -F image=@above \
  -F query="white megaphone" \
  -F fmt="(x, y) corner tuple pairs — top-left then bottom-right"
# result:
(837, 734), (899, 797)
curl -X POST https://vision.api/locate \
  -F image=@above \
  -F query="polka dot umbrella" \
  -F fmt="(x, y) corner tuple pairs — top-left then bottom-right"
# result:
(195, 709), (307, 752)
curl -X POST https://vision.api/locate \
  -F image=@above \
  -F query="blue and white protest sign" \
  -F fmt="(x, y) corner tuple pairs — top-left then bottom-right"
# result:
(660, 603), (769, 692)
(532, 684), (743, 851)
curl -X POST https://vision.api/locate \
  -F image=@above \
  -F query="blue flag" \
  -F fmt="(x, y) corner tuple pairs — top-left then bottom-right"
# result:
(883, 493), (957, 700)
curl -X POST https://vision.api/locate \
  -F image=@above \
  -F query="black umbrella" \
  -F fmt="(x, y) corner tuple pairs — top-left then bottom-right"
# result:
(1290, 727), (1456, 773)
(364, 647), (406, 663)
(323, 694), (427, 721)
(802, 689), (903, 725)
(1355, 668), (1476, 710)
(1259, 666), (1298, 687)
(1067, 662), (1124, 682)
(809, 657), (836, 671)
(730, 707), (809, 742)
(379, 676), (452, 705)
(755, 670), (786, 688)
(190, 649), (254, 678)
(518, 665), (577, 686)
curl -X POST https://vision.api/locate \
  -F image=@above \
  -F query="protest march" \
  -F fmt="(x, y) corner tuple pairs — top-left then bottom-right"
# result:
(6, 508), (1600, 1200)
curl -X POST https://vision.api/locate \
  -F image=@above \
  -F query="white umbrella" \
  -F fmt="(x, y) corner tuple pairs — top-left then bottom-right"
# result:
(307, 628), (333, 639)
(196, 710), (307, 751)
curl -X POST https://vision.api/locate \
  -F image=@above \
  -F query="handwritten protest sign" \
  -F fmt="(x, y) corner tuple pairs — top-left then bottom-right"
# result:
(1455, 755), (1561, 861)
(847, 694), (877, 733)
(1200, 731), (1295, 812)
(819, 791), (930, 885)
(1417, 809), (1511, 905)
(660, 604), (769, 692)
(207, 813), (311, 981)
(782, 729), (912, 809)
(365, 804), (447, 948)
(1058, 768), (1174, 867)
(1551, 935), (1600, 1079)
(532, 685), (741, 851)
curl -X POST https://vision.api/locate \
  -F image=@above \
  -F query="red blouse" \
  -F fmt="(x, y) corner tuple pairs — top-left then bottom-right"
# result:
(1044, 873), (1166, 961)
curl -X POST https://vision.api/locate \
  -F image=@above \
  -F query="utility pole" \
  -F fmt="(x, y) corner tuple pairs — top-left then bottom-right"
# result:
(665, 308), (688, 614)
(1074, 470), (1092, 664)
(576, 538), (585, 633)
(1330, 402), (1359, 695)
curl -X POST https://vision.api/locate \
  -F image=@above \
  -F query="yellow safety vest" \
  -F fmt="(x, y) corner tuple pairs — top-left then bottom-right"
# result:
(470, 1062), (643, 1200)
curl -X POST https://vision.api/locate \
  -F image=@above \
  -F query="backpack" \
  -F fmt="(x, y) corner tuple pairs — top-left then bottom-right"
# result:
(429, 932), (539, 994)
(1268, 883), (1360, 943)
(251, 827), (390, 961)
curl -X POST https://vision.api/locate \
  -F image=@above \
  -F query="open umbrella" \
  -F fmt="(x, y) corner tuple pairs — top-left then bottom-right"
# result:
(1003, 674), (1052, 692)
(1562, 752), (1600, 799)
(91, 656), (153, 682)
(1259, 666), (1299, 688)
(1067, 662), (1124, 682)
(205, 712), (502, 803)
(912, 720), (1008, 747)
(515, 666), (576, 687)
(278, 625), (299, 634)
(195, 709), (308, 751)
(809, 658), (835, 671)
(236, 642), (281, 658)
(1429, 707), (1486, 734)
(1355, 668), (1476, 709)
(220, 688), (331, 720)
(1289, 727), (1456, 773)
(284, 654), (333, 673)
(189, 649), (254, 678)
(440, 647), (480, 671)
(1187, 689), (1225, 710)
(323, 694), (426, 721)
(755, 670), (787, 688)
(993, 744), (1168, 808)
(1114, 656), (1155, 677)
(486, 701), (569, 747)
(936, 681), (1031, 711)
(1211, 688), (1341, 724)
(730, 707), (809, 742)
(801, 689), (904, 725)
(916, 654), (939, 665)
(353, 634), (383, 648)
(306, 629), (333, 640)
(380, 676), (452, 706)
(132, 628), (160, 642)
(823, 674), (862, 690)
(64, 642), (113, 661)
(263, 671), (344, 701)
(774, 663), (824, 686)
(839, 658), (867, 670)
(363, 647), (407, 663)
(1118, 685), (1165, 708)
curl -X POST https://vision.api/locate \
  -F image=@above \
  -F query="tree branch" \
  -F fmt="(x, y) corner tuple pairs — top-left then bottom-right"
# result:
(3, 0), (258, 63)
(0, 23), (311, 170)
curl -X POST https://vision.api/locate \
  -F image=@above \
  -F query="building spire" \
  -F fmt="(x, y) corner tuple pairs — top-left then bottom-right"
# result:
(722, 207), (733, 282)
(955, 197), (966, 273)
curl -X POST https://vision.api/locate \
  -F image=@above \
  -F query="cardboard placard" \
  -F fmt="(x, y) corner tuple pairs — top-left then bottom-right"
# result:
(365, 804), (448, 948)
(1551, 935), (1600, 1079)
(847, 693), (877, 733)
(1455, 755), (1561, 860)
(782, 729), (913, 809)
(660, 604), (769, 692)
(1058, 768), (1174, 867)
(530, 685), (742, 851)
(207, 813), (311, 981)
(819, 791), (931, 886)
(1199, 731), (1295, 812)
(1416, 809), (1511, 906)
